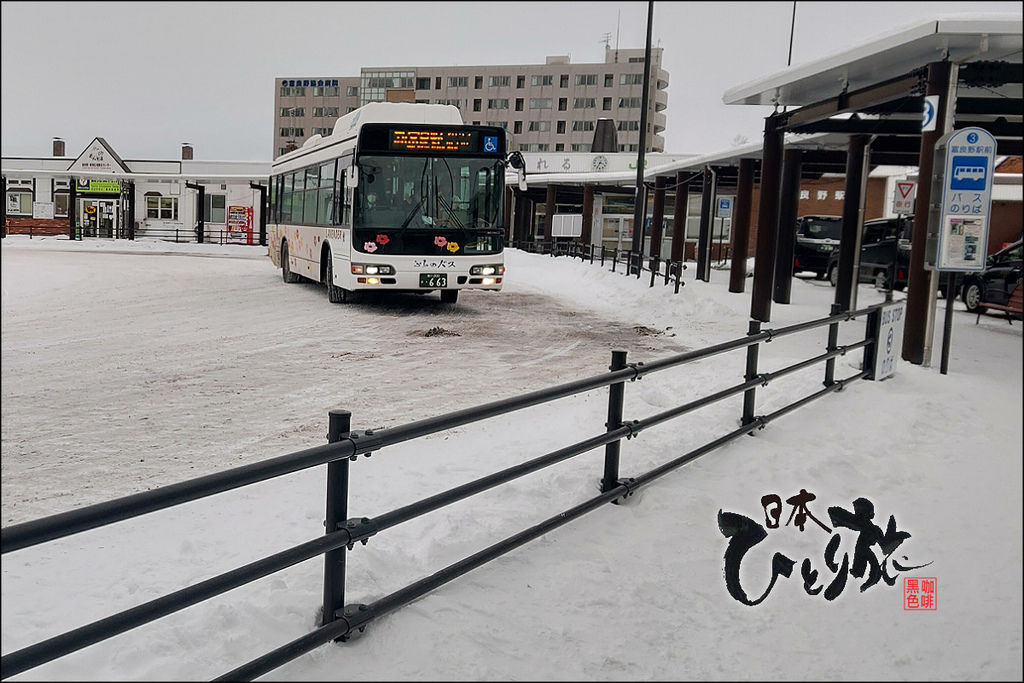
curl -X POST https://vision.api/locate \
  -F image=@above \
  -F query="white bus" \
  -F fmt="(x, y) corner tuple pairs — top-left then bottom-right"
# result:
(267, 102), (516, 304)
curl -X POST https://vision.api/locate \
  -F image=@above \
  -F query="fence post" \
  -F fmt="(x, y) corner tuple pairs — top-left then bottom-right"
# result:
(824, 303), (842, 386)
(611, 248), (618, 273)
(742, 321), (761, 431)
(602, 350), (628, 498)
(649, 259), (657, 288)
(322, 409), (351, 630)
(589, 244), (595, 264)
(674, 261), (682, 294)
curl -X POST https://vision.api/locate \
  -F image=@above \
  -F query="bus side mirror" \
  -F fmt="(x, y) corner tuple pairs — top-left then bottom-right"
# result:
(506, 152), (527, 192)
(347, 167), (359, 189)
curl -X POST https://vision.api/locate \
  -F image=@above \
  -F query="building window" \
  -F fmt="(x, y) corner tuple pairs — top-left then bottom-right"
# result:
(573, 98), (596, 108)
(434, 76), (441, 89)
(346, 106), (356, 113)
(145, 194), (179, 220)
(280, 86), (306, 97)
(54, 191), (70, 217)
(204, 194), (227, 223)
(618, 97), (643, 108)
(312, 107), (339, 117)
(570, 143), (592, 152)
(473, 98), (482, 112)
(513, 121), (523, 134)
(474, 75), (483, 89)
(435, 98), (462, 109)
(6, 190), (32, 215)
(516, 75), (525, 88)
(488, 75), (510, 87)
(628, 57), (646, 63)
(604, 73), (614, 87)
(528, 120), (551, 132)
(312, 127), (333, 136)
(556, 120), (566, 134)
(313, 86), (339, 96)
(557, 97), (567, 111)
(514, 98), (524, 111)
(416, 77), (431, 90)
(555, 143), (564, 151)
(525, 143), (550, 152)
(280, 127), (305, 137)
(448, 76), (468, 88)
(486, 120), (509, 130)
(616, 120), (640, 131)
(559, 74), (569, 88)
(572, 120), (595, 132)
(602, 97), (612, 110)
(280, 107), (304, 117)
(531, 75), (553, 86)
(574, 74), (597, 86)
(529, 98), (552, 109)
(346, 86), (358, 97)
(620, 73), (643, 85)
(618, 143), (638, 152)
(487, 98), (509, 109)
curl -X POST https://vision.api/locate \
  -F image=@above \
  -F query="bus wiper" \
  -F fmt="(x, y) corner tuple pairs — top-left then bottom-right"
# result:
(399, 197), (426, 229)
(435, 192), (464, 229)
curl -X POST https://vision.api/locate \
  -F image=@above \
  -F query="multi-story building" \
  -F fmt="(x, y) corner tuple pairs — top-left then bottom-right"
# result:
(273, 47), (668, 159)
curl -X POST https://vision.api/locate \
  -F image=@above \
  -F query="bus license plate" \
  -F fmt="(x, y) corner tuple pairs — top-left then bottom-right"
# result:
(420, 273), (447, 288)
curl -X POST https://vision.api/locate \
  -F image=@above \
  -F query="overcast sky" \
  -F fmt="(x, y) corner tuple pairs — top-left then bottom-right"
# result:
(1, 1), (1020, 162)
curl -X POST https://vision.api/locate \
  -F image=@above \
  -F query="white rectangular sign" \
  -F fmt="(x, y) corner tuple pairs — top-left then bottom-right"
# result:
(551, 214), (582, 237)
(716, 196), (733, 219)
(872, 300), (906, 381)
(891, 181), (916, 214)
(32, 201), (54, 219)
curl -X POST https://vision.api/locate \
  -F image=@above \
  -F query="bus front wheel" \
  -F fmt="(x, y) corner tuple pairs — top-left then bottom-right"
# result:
(440, 289), (459, 304)
(324, 251), (350, 304)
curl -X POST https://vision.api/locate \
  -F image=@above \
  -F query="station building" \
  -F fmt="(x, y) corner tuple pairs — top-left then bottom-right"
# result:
(274, 46), (668, 158)
(2, 138), (269, 243)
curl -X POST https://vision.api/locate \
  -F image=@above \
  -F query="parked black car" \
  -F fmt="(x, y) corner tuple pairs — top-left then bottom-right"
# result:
(827, 215), (914, 290)
(793, 215), (843, 279)
(960, 239), (1023, 314)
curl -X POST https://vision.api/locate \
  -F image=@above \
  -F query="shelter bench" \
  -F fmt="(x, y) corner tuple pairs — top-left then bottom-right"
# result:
(977, 282), (1023, 325)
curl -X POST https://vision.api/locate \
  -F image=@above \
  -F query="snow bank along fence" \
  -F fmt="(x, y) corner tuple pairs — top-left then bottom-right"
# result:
(512, 239), (689, 294)
(1, 302), (895, 680)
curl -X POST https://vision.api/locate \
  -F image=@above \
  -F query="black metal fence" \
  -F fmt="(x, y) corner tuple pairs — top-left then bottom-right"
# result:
(511, 240), (688, 294)
(131, 227), (264, 246)
(0, 302), (892, 681)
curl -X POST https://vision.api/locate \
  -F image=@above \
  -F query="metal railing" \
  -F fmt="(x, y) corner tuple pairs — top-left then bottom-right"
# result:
(0, 302), (892, 681)
(131, 227), (263, 246)
(511, 240), (688, 294)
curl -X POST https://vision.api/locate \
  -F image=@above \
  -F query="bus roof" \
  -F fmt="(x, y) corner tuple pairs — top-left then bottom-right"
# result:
(274, 102), (465, 167)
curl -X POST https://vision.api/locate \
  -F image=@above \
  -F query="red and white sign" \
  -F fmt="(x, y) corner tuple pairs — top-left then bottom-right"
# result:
(226, 206), (253, 245)
(892, 181), (916, 214)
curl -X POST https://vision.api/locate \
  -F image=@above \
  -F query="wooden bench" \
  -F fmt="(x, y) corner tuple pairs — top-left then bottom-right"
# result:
(977, 282), (1023, 325)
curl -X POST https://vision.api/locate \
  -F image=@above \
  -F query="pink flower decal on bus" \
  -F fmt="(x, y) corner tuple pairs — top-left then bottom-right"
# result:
(364, 242), (378, 253)
(434, 236), (447, 247)
(446, 241), (460, 253)
(376, 234), (390, 246)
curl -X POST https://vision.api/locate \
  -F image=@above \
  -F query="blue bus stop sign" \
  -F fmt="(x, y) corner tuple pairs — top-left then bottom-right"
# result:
(926, 127), (997, 272)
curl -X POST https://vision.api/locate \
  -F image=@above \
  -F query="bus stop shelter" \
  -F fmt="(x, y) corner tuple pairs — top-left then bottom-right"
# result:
(721, 15), (1022, 365)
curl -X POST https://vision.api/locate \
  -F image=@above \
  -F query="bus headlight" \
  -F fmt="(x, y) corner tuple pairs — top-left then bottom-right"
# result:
(351, 264), (394, 275)
(470, 264), (505, 276)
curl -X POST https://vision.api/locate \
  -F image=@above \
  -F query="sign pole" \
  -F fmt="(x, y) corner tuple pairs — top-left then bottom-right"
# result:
(939, 271), (957, 375)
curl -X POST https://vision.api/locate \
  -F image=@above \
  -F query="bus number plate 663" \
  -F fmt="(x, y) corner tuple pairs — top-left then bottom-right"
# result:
(419, 273), (447, 288)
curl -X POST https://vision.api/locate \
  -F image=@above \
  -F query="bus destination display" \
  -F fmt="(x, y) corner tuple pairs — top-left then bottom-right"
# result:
(389, 129), (478, 153)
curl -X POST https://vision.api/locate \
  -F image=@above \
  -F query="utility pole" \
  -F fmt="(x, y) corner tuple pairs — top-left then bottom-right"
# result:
(629, 0), (654, 274)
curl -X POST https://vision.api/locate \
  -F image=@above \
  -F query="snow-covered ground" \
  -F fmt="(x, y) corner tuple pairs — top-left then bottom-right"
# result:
(1, 234), (1021, 681)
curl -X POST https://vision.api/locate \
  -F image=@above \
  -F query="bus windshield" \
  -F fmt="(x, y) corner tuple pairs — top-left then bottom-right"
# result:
(355, 155), (503, 232)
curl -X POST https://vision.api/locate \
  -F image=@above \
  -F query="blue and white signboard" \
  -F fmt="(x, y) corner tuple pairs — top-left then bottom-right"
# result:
(716, 196), (733, 219)
(927, 127), (996, 272)
(868, 300), (905, 381)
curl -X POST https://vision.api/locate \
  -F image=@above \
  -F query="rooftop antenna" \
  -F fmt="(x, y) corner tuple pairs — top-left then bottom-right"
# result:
(615, 9), (621, 62)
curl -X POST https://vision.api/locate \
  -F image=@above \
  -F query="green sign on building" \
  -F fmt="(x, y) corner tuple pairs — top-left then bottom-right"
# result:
(77, 179), (121, 194)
